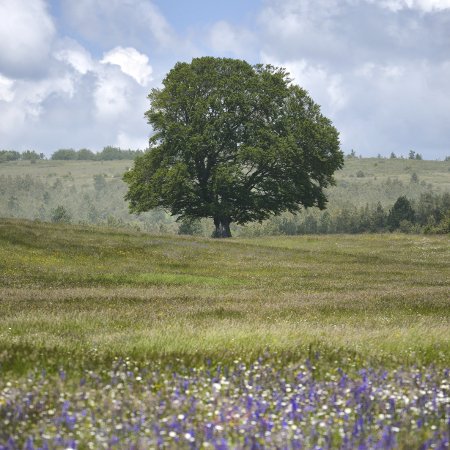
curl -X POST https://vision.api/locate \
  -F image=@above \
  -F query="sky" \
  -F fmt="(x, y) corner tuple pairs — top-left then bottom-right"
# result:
(1, 0), (450, 159)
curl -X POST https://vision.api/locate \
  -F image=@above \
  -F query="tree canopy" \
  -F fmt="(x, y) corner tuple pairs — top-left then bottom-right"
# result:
(124, 57), (343, 237)
(387, 196), (415, 231)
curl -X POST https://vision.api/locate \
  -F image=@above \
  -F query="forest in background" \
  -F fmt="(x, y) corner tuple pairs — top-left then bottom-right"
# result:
(0, 148), (449, 236)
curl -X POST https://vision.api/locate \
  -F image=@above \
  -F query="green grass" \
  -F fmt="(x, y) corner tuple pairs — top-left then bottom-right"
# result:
(2, 157), (448, 190)
(0, 218), (449, 374)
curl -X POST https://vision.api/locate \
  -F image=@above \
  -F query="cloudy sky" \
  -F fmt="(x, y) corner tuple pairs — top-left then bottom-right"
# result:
(1, 0), (449, 159)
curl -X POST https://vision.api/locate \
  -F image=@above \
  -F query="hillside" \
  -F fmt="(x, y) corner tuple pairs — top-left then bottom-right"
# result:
(1, 219), (449, 448)
(0, 157), (449, 235)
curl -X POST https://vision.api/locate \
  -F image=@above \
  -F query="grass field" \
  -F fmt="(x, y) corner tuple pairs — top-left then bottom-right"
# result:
(0, 219), (449, 447)
(2, 157), (448, 191)
(1, 218), (449, 372)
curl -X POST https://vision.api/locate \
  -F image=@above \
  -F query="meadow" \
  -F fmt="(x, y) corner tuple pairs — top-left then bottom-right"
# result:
(0, 219), (449, 448)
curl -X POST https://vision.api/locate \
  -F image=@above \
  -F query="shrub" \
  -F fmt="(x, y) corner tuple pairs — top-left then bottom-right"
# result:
(178, 218), (202, 235)
(51, 205), (71, 223)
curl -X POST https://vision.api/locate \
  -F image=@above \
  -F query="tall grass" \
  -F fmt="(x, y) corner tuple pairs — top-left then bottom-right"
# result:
(0, 219), (449, 374)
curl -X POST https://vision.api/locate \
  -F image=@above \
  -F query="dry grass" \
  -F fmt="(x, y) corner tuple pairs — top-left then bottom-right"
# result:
(0, 218), (449, 373)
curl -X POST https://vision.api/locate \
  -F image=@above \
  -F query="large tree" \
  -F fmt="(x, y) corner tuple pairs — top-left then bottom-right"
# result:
(124, 57), (343, 237)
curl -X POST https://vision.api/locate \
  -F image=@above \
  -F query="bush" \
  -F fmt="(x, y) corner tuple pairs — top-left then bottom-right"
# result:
(178, 218), (202, 235)
(0, 150), (21, 162)
(52, 149), (78, 160)
(77, 149), (96, 160)
(51, 205), (71, 223)
(21, 150), (42, 161)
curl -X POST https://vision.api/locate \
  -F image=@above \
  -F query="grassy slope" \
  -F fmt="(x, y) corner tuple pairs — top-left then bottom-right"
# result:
(340, 157), (450, 189)
(0, 219), (448, 374)
(0, 158), (449, 233)
(1, 158), (448, 189)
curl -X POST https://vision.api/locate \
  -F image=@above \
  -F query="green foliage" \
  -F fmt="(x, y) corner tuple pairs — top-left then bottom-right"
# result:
(410, 172), (419, 183)
(242, 192), (449, 236)
(51, 149), (78, 160)
(97, 146), (144, 161)
(93, 174), (107, 191)
(77, 148), (97, 160)
(51, 147), (144, 161)
(98, 146), (128, 160)
(409, 150), (423, 160)
(370, 202), (387, 231)
(50, 205), (71, 223)
(430, 212), (450, 233)
(387, 196), (415, 231)
(124, 57), (343, 237)
(178, 218), (203, 235)
(0, 150), (21, 162)
(21, 150), (43, 161)
(0, 150), (44, 162)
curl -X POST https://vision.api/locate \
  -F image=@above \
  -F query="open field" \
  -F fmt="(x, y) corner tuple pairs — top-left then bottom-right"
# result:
(1, 218), (449, 371)
(0, 219), (449, 447)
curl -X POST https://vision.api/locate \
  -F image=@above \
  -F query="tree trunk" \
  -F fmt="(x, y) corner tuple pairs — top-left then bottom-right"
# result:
(212, 217), (232, 238)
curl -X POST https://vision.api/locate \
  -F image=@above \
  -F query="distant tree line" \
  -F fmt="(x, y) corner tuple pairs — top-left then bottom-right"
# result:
(0, 146), (144, 163)
(0, 150), (45, 162)
(345, 150), (425, 160)
(51, 146), (144, 161)
(269, 192), (450, 236)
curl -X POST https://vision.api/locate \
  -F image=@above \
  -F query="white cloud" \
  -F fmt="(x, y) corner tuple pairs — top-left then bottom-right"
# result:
(261, 51), (450, 156)
(0, 0), (55, 78)
(54, 41), (94, 75)
(1, 0), (449, 159)
(334, 60), (450, 154)
(101, 47), (153, 86)
(260, 53), (347, 116)
(355, 63), (405, 80)
(258, 0), (450, 158)
(0, 75), (15, 102)
(375, 0), (450, 11)
(0, 38), (152, 153)
(0, 71), (75, 140)
(208, 21), (256, 56)
(62, 0), (176, 50)
(116, 131), (149, 150)
(94, 69), (133, 120)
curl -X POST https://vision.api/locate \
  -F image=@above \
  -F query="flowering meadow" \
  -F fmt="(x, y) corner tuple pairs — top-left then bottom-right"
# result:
(0, 220), (449, 448)
(1, 357), (449, 449)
